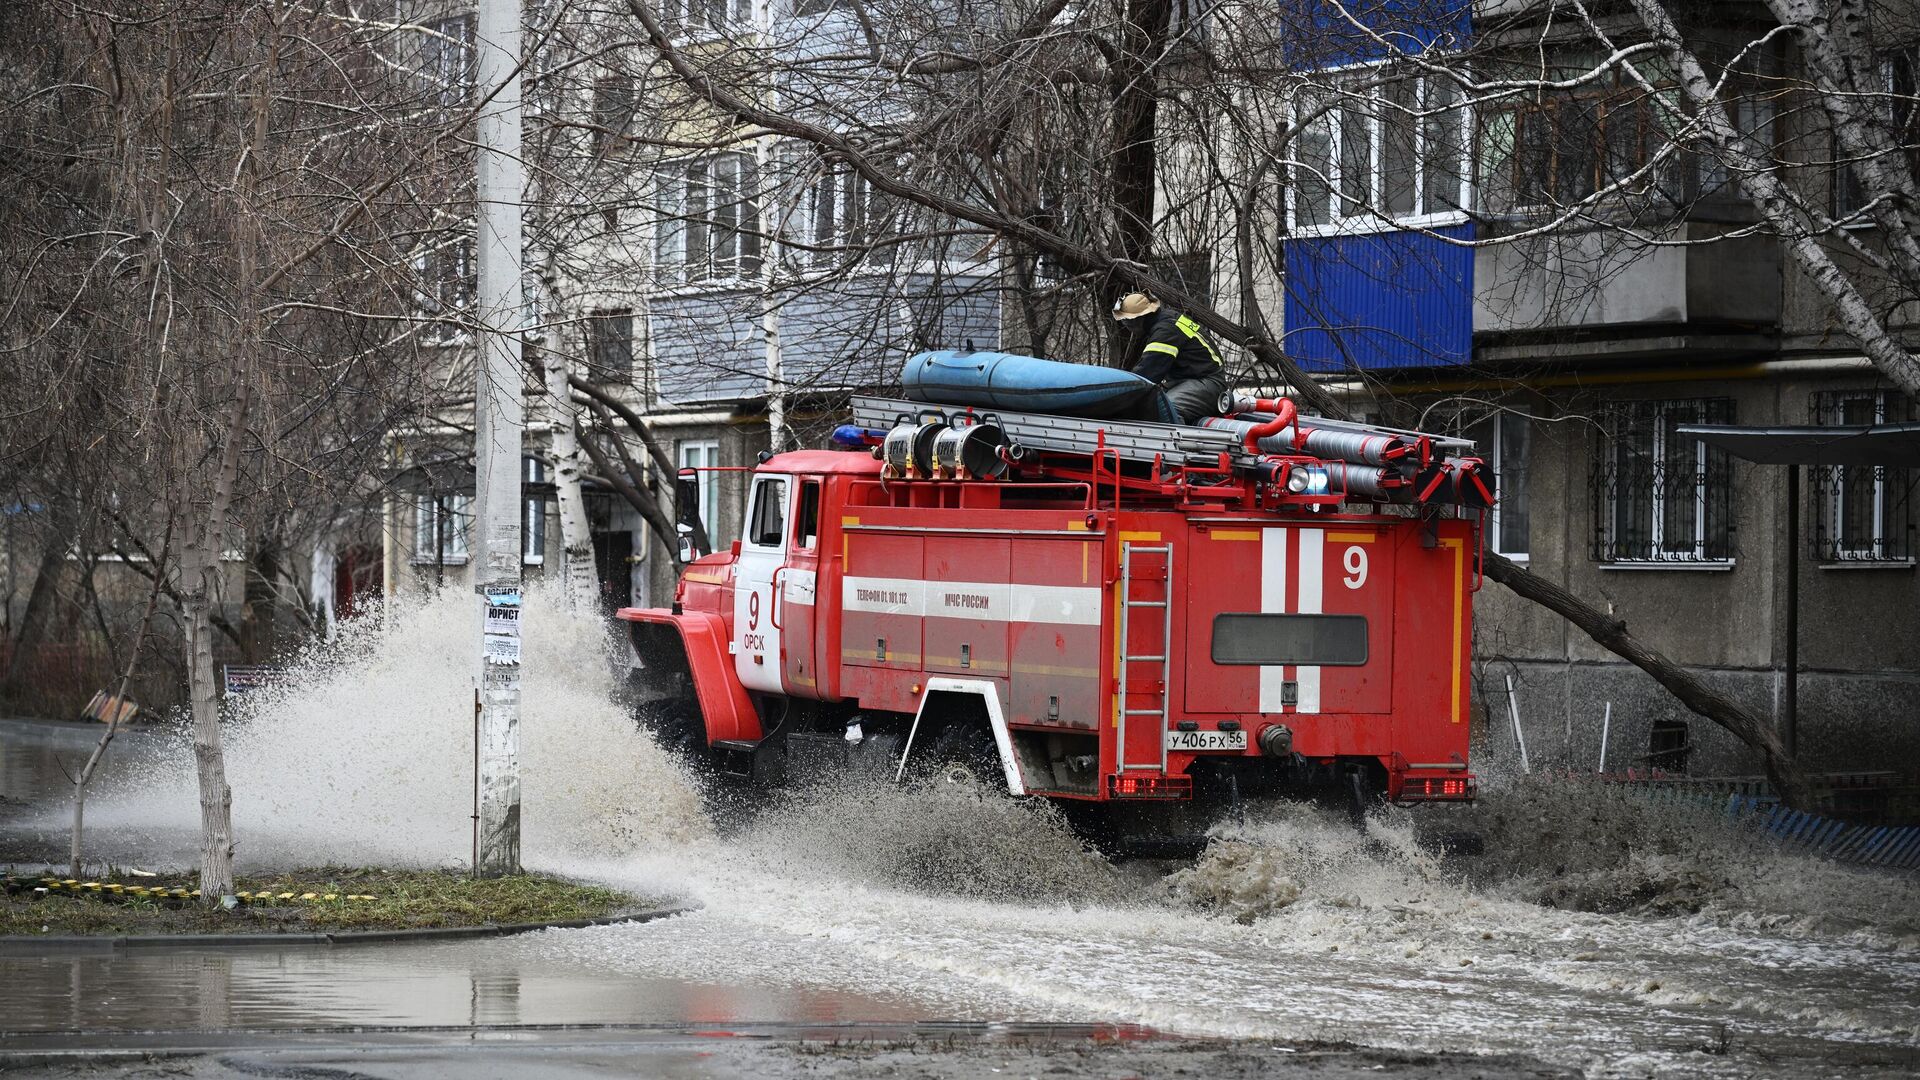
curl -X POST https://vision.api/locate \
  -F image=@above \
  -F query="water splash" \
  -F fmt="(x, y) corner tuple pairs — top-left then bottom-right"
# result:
(727, 773), (1134, 905)
(1450, 775), (1920, 943)
(1163, 777), (1918, 950)
(86, 584), (709, 870)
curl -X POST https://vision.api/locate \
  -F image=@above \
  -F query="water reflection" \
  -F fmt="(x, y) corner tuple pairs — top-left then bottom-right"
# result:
(0, 934), (940, 1032)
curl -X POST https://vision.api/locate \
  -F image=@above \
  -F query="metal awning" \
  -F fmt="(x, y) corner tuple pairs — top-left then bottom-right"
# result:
(1676, 421), (1920, 466)
(1672, 418), (1920, 761)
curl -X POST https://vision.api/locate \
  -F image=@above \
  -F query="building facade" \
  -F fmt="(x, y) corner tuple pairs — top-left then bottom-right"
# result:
(1279, 0), (1920, 774)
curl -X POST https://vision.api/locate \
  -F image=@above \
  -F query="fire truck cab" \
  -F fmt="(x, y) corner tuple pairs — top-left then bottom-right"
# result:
(621, 384), (1485, 824)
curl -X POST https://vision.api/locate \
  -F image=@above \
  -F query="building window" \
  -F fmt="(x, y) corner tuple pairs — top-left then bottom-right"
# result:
(792, 0), (835, 18)
(1591, 398), (1735, 565)
(1468, 412), (1531, 560)
(417, 233), (475, 342)
(1476, 53), (1688, 214)
(1168, 0), (1210, 43)
(419, 15), (475, 108)
(413, 494), (471, 564)
(1810, 390), (1915, 563)
(523, 457), (547, 565)
(804, 162), (869, 269)
(1832, 50), (1920, 221)
(663, 0), (753, 36)
(677, 439), (722, 542)
(655, 154), (761, 283)
(1291, 73), (1469, 231)
(587, 309), (634, 382)
(592, 75), (636, 154)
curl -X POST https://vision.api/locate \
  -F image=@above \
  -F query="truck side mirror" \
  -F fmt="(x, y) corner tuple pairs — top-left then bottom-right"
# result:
(676, 468), (708, 557)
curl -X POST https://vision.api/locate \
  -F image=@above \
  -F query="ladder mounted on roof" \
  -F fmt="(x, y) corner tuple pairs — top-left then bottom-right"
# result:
(845, 393), (1492, 511)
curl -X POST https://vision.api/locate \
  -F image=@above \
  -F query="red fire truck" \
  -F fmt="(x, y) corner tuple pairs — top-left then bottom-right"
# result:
(621, 373), (1488, 835)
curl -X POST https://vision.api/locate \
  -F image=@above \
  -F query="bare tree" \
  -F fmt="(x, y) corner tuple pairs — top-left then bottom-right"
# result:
(2, 2), (468, 895)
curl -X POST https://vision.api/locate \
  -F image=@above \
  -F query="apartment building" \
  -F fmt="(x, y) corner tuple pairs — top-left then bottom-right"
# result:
(1278, 0), (1920, 773)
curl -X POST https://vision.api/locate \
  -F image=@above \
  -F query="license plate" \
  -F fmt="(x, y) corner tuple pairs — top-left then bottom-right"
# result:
(1164, 729), (1247, 752)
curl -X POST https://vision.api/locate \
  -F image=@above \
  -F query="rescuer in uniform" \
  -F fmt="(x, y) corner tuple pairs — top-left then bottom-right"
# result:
(1112, 290), (1228, 424)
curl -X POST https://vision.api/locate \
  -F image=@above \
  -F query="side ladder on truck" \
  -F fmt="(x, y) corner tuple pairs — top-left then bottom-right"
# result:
(1117, 541), (1173, 773)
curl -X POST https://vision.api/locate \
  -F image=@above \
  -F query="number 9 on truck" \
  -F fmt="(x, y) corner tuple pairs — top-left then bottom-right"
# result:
(1343, 545), (1368, 590)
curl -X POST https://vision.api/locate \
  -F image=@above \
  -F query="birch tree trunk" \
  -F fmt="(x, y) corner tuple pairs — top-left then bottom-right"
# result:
(181, 374), (254, 900)
(1766, 0), (1920, 266)
(1626, 0), (1920, 397)
(539, 336), (599, 610)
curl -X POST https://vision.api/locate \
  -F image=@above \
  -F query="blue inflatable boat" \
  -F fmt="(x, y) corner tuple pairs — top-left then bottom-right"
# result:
(901, 349), (1177, 424)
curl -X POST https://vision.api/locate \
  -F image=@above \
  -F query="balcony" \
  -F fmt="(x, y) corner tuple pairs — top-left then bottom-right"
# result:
(1473, 223), (1781, 363)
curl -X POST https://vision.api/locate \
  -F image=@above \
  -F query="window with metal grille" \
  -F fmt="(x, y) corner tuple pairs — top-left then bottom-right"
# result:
(1466, 411), (1530, 560)
(1591, 398), (1735, 564)
(1809, 390), (1916, 563)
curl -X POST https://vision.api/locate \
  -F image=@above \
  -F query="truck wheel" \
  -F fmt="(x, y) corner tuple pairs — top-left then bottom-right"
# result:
(926, 722), (1001, 791)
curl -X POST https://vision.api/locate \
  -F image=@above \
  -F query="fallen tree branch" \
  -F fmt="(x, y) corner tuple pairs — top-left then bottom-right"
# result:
(1482, 552), (1812, 806)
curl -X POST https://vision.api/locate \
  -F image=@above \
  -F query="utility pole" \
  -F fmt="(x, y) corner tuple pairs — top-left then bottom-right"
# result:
(472, 0), (524, 877)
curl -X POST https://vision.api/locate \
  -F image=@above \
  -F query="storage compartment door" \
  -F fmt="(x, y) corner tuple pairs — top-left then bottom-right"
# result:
(1185, 526), (1393, 715)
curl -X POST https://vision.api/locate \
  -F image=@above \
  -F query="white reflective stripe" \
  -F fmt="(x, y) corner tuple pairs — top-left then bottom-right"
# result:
(1259, 527), (1289, 713)
(928, 581), (1012, 620)
(1296, 528), (1324, 714)
(841, 576), (1100, 625)
(1005, 583), (1103, 626)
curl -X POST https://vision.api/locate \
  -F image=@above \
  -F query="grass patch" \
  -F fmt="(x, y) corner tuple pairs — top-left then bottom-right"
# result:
(1, 866), (659, 937)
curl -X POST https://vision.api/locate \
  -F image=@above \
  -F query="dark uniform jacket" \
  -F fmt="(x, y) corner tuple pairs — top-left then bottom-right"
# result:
(1128, 309), (1224, 385)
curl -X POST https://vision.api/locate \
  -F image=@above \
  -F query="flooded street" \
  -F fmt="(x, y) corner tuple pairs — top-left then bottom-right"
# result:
(3, 593), (1916, 1078)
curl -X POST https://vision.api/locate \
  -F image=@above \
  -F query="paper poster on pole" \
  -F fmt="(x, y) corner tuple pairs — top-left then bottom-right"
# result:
(482, 586), (521, 665)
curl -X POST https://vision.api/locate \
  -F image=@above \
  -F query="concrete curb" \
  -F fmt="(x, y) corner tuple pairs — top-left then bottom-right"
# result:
(0, 905), (693, 954)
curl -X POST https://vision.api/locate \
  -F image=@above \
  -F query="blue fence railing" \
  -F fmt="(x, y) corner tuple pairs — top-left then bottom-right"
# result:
(1601, 776), (1920, 872)
(1725, 795), (1920, 872)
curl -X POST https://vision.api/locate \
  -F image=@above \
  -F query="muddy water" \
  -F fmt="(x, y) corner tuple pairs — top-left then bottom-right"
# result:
(519, 780), (1919, 1078)
(3, 590), (1916, 1077)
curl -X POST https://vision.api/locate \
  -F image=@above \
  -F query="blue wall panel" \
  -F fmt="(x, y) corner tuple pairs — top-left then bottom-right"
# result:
(1280, 0), (1471, 70)
(1283, 223), (1473, 372)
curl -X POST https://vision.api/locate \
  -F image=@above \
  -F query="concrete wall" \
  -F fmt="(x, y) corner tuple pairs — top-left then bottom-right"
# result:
(1470, 658), (1920, 776)
(1463, 371), (1920, 775)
